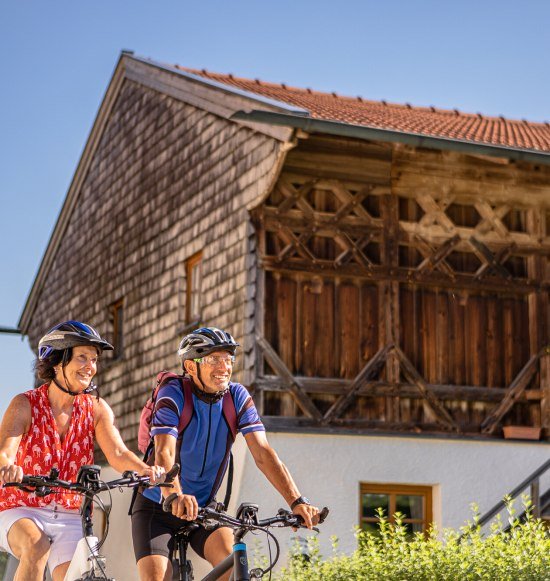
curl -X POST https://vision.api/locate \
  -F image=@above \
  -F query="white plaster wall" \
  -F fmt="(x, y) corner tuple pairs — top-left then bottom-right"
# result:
(233, 432), (550, 557)
(95, 433), (550, 580)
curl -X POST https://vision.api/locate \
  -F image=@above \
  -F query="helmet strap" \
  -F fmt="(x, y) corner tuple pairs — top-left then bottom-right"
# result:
(52, 377), (78, 397)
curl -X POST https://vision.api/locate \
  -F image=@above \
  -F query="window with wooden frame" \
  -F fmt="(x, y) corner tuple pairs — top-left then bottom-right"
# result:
(185, 251), (203, 325)
(360, 483), (433, 536)
(109, 298), (124, 360)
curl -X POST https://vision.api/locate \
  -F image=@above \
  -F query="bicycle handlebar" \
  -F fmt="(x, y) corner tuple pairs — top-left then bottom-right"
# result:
(3, 463), (179, 497)
(162, 493), (329, 531)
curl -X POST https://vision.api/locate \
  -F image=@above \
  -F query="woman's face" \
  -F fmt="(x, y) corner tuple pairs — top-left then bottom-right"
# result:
(56, 345), (98, 392)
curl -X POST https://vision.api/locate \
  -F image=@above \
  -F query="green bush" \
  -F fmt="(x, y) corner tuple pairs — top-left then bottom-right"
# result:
(278, 497), (550, 580)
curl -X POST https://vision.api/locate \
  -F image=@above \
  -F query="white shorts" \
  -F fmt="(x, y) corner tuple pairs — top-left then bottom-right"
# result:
(0, 505), (82, 574)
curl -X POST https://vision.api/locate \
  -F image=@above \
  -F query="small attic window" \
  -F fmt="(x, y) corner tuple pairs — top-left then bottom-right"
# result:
(185, 251), (203, 325)
(109, 298), (124, 360)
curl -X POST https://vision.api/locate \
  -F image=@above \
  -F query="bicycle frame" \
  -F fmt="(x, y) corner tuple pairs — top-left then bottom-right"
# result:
(173, 524), (255, 581)
(202, 535), (251, 581)
(64, 477), (111, 581)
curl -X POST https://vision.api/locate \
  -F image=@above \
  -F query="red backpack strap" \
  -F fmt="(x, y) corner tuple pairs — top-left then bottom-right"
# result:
(222, 389), (238, 441)
(178, 378), (195, 435)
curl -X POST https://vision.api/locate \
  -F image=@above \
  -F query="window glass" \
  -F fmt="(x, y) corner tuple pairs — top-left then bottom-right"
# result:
(360, 484), (433, 536)
(396, 494), (424, 520)
(362, 493), (389, 518)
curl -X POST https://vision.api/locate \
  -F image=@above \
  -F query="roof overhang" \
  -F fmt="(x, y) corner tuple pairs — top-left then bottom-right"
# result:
(232, 110), (550, 166)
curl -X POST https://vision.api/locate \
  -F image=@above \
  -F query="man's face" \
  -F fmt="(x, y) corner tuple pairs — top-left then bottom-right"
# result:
(185, 349), (234, 393)
(56, 345), (98, 392)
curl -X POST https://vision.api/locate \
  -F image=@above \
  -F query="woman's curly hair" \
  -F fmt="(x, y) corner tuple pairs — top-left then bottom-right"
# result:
(34, 349), (71, 382)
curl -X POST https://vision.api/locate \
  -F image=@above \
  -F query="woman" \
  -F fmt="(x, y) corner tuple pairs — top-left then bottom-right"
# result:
(0, 320), (164, 581)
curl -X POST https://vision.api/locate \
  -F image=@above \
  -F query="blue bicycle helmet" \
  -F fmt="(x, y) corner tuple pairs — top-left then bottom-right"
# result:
(38, 320), (113, 360)
(177, 327), (239, 361)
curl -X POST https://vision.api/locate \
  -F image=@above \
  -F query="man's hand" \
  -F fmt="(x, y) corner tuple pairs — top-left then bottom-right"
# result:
(292, 503), (320, 530)
(0, 464), (23, 486)
(169, 493), (199, 521)
(137, 465), (166, 484)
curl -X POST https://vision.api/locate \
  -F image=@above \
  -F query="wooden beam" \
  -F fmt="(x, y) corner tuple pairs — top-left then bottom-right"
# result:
(255, 335), (322, 420)
(416, 234), (460, 279)
(322, 343), (393, 423)
(414, 234), (459, 278)
(276, 177), (316, 218)
(253, 375), (540, 402)
(394, 346), (460, 431)
(480, 351), (541, 434)
(259, 258), (547, 293)
(262, 416), (485, 437)
(468, 236), (513, 280)
(473, 201), (511, 238)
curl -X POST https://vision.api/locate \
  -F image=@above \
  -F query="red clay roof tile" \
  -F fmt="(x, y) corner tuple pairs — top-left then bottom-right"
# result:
(178, 66), (550, 153)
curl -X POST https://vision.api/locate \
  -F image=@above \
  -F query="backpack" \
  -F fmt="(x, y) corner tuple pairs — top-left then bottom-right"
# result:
(139, 371), (238, 454)
(133, 371), (238, 511)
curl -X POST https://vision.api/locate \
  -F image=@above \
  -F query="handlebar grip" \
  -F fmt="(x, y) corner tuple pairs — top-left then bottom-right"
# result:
(318, 506), (329, 524)
(162, 492), (178, 512)
(165, 464), (180, 484)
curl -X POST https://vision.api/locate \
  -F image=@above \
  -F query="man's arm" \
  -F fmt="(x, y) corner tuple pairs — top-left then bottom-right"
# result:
(244, 430), (319, 528)
(0, 395), (31, 484)
(154, 433), (198, 520)
(94, 398), (164, 481)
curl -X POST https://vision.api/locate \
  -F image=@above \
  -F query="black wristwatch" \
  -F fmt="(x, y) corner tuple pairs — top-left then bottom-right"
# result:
(290, 495), (311, 510)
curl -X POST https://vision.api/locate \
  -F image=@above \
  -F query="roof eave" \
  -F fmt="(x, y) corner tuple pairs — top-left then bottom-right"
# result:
(130, 55), (311, 117)
(232, 110), (550, 166)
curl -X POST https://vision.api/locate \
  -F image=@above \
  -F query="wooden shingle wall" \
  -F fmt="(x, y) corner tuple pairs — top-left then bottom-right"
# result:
(26, 79), (281, 447)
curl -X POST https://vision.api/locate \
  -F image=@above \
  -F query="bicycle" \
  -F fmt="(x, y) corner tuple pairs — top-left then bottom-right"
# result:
(162, 493), (329, 581)
(4, 463), (178, 581)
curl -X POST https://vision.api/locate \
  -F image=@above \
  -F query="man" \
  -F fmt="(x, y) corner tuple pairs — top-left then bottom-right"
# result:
(131, 327), (320, 581)
(0, 320), (165, 581)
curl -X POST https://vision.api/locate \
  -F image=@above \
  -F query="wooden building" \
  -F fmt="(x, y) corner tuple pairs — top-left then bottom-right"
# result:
(17, 52), (550, 579)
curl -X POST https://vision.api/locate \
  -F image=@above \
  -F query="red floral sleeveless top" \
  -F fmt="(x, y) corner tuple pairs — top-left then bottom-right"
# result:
(0, 384), (95, 511)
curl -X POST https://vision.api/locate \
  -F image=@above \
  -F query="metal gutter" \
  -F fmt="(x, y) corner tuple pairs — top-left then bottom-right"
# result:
(0, 326), (21, 335)
(130, 55), (310, 117)
(232, 110), (550, 166)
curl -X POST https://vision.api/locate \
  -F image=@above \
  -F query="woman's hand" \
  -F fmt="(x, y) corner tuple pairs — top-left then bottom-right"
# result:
(0, 464), (23, 486)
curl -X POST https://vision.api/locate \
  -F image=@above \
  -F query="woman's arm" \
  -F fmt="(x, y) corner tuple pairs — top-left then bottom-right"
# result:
(94, 398), (163, 480)
(0, 394), (31, 484)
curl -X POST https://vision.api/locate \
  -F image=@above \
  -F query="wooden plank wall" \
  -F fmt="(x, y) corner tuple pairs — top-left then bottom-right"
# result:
(26, 79), (281, 447)
(258, 135), (550, 434)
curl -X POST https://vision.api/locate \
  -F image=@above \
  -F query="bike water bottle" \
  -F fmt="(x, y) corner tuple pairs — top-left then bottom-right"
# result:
(232, 542), (250, 581)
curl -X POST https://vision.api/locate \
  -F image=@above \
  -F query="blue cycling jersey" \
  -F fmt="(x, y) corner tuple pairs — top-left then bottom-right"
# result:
(142, 378), (264, 507)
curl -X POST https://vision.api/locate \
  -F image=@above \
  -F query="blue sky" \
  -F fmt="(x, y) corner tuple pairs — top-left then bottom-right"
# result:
(1, 0), (549, 416)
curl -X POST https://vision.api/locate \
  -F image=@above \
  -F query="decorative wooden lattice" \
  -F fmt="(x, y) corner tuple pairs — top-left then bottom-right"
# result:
(253, 170), (550, 435)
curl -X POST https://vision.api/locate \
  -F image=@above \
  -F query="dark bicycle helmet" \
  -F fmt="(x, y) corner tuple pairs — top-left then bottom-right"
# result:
(177, 327), (239, 361)
(38, 320), (113, 360)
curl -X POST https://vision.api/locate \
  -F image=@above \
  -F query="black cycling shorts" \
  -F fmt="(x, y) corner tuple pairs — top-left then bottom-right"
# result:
(131, 492), (224, 562)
